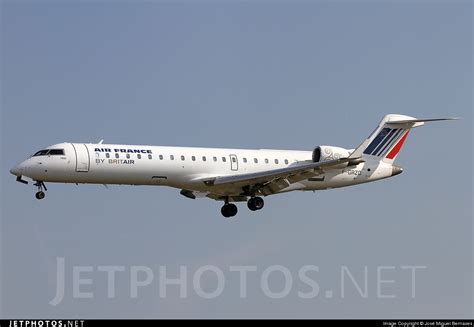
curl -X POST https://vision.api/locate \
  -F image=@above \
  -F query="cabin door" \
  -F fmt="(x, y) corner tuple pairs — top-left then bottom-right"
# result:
(229, 154), (238, 171)
(73, 144), (90, 172)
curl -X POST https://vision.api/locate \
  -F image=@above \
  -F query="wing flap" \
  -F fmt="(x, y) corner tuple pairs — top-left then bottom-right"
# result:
(200, 157), (352, 190)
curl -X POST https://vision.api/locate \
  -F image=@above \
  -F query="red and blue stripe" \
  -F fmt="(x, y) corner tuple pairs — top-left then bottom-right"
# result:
(363, 127), (409, 159)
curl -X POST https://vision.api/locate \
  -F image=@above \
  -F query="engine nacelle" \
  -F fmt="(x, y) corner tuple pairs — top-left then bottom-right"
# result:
(312, 146), (350, 163)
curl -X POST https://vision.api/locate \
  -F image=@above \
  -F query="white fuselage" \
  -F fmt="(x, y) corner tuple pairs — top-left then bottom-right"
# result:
(11, 142), (397, 198)
(11, 114), (453, 217)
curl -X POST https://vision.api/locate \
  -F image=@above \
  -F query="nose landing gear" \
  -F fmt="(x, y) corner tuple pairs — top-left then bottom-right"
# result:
(34, 181), (47, 200)
(36, 191), (45, 200)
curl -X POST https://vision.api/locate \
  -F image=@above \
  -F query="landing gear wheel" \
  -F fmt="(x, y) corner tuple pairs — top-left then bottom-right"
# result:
(34, 181), (47, 200)
(253, 197), (264, 210)
(247, 198), (257, 211)
(247, 197), (264, 211)
(221, 203), (238, 218)
(35, 191), (45, 200)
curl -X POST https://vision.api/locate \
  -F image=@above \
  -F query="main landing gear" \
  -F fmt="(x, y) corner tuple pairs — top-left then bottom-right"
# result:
(34, 181), (47, 200)
(220, 196), (265, 218)
(247, 197), (264, 211)
(221, 203), (238, 218)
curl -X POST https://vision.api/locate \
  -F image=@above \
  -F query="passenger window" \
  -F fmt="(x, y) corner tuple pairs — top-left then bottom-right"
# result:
(254, 158), (258, 163)
(202, 156), (207, 162)
(265, 159), (269, 164)
(170, 155), (174, 160)
(274, 159), (279, 164)
(106, 153), (110, 159)
(222, 157), (226, 162)
(115, 153), (120, 159)
(159, 155), (163, 160)
(213, 157), (217, 162)
(126, 154), (130, 159)
(137, 154), (141, 159)
(232, 157), (236, 163)
(181, 155), (185, 161)
(148, 154), (153, 160)
(192, 156), (196, 161)
(285, 159), (289, 165)
(243, 158), (247, 163)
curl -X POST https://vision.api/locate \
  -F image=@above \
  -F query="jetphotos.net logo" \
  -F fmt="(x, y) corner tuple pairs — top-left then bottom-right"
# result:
(8, 321), (84, 327)
(49, 257), (427, 306)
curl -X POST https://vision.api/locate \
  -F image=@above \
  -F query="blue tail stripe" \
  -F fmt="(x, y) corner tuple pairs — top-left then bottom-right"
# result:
(380, 129), (405, 157)
(374, 129), (403, 156)
(363, 128), (392, 155)
(374, 128), (403, 156)
(371, 128), (399, 156)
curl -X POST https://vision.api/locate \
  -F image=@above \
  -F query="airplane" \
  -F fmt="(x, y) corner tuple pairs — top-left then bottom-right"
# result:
(10, 114), (458, 217)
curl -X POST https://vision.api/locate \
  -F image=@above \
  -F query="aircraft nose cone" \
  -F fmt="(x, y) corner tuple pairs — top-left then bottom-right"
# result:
(10, 166), (20, 176)
(10, 162), (25, 176)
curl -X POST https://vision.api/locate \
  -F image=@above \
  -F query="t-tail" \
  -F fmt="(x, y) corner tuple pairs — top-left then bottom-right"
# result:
(349, 114), (460, 164)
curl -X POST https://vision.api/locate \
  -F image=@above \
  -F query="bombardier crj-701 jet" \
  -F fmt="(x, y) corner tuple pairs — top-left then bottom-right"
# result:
(10, 114), (457, 217)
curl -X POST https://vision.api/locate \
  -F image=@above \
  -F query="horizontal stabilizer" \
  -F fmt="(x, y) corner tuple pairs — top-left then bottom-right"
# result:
(349, 114), (460, 161)
(387, 117), (461, 124)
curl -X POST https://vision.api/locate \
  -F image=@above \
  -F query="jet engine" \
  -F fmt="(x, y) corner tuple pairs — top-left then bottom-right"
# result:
(312, 146), (350, 163)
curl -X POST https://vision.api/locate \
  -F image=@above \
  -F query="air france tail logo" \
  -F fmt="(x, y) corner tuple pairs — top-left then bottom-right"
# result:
(385, 131), (409, 159)
(363, 128), (408, 158)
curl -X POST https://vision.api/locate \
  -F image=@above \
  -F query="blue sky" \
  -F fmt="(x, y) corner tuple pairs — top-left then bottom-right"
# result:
(1, 0), (472, 318)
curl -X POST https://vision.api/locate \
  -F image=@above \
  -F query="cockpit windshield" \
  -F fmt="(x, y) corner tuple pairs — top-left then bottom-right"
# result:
(32, 149), (65, 157)
(33, 150), (49, 156)
(48, 149), (65, 155)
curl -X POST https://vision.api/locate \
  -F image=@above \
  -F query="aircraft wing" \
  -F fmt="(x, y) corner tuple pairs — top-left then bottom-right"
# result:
(196, 157), (355, 197)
